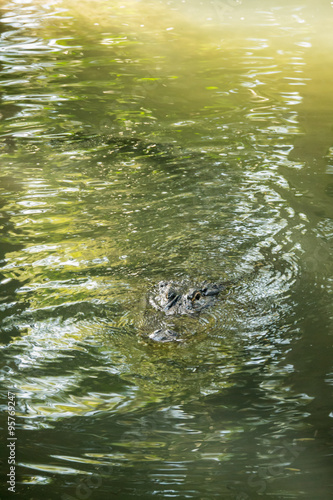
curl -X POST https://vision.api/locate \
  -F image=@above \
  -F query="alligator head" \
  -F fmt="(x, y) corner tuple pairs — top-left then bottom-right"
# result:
(146, 280), (230, 342)
(150, 281), (223, 314)
(144, 262), (266, 342)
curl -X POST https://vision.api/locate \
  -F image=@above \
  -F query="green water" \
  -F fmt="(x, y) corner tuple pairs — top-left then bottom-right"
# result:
(0, 0), (332, 498)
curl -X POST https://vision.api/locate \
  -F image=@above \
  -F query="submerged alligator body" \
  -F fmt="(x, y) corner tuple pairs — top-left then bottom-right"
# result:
(146, 279), (235, 342)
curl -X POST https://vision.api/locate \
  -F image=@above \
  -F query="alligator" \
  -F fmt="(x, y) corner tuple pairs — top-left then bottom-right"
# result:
(145, 278), (237, 342)
(144, 261), (266, 342)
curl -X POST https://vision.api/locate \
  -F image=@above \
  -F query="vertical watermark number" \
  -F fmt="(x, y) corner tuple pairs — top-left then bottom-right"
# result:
(7, 391), (16, 493)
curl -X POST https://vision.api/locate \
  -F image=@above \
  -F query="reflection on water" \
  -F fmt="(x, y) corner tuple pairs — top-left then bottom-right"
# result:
(0, 0), (332, 499)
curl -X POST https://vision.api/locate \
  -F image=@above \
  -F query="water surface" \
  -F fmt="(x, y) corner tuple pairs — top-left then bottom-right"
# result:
(0, 1), (332, 499)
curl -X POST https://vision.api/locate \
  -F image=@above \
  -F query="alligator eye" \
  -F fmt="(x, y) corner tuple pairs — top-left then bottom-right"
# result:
(192, 291), (201, 302)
